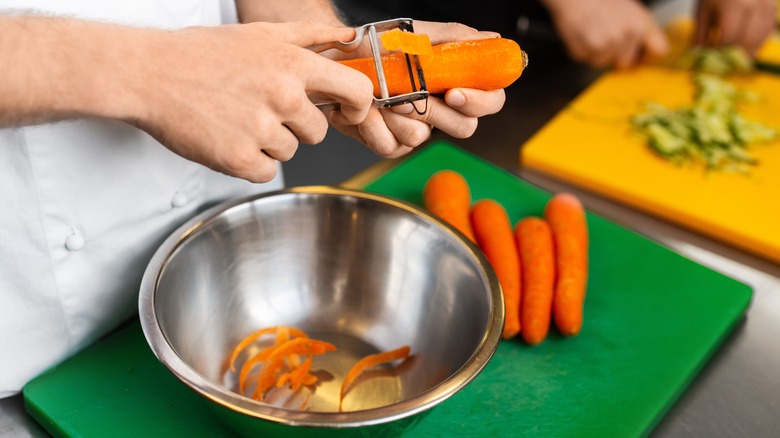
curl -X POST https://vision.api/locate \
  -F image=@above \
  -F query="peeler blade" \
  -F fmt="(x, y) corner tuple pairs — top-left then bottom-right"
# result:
(309, 18), (429, 115)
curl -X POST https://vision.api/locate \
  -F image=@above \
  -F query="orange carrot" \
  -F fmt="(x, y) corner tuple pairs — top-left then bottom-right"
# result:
(423, 170), (475, 242)
(339, 38), (526, 97)
(544, 193), (589, 337)
(470, 199), (521, 339)
(339, 346), (411, 410)
(515, 217), (556, 346)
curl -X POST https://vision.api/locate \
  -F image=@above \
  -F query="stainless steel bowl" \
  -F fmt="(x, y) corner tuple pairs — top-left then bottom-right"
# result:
(139, 186), (503, 437)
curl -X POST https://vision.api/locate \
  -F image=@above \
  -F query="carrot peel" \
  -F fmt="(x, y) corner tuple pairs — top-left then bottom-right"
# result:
(380, 29), (433, 55)
(339, 346), (411, 410)
(229, 326), (308, 372)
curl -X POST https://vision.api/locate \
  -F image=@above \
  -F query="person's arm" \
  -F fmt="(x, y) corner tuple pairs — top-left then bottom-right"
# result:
(235, 0), (344, 25)
(234, 1), (507, 158)
(0, 15), (373, 183)
(695, 0), (777, 55)
(0, 16), (143, 126)
(541, 0), (669, 69)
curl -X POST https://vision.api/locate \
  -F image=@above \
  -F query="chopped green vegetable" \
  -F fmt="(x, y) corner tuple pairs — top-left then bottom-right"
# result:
(632, 73), (777, 172)
(677, 45), (754, 76)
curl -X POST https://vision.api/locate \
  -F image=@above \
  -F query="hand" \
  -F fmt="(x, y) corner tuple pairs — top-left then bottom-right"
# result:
(327, 21), (507, 159)
(695, 0), (777, 55)
(133, 21), (374, 183)
(543, 0), (669, 69)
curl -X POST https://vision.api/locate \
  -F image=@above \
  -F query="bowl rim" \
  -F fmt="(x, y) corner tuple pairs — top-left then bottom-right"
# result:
(139, 185), (504, 428)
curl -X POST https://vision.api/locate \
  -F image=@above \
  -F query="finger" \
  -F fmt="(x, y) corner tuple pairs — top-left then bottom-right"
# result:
(337, 108), (415, 157)
(273, 21), (357, 48)
(356, 108), (406, 156)
(412, 21), (487, 45)
(741, 10), (774, 55)
(391, 95), (478, 139)
(443, 88), (506, 118)
(304, 53), (374, 125)
(329, 121), (367, 146)
(641, 24), (670, 64)
(716, 8), (744, 46)
(220, 146), (281, 183)
(694, 2), (715, 46)
(257, 120), (300, 163)
(615, 41), (642, 70)
(380, 109), (433, 148)
(281, 92), (330, 145)
(614, 26), (644, 70)
(588, 43), (619, 69)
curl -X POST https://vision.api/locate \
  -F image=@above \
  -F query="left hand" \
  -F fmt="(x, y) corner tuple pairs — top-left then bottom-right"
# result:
(328, 21), (507, 159)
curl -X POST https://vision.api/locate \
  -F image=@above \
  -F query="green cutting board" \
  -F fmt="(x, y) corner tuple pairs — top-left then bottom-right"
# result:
(24, 142), (752, 437)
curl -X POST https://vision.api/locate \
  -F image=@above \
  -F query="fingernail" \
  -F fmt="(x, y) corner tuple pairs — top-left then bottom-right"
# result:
(391, 103), (414, 114)
(446, 90), (466, 107)
(479, 31), (501, 38)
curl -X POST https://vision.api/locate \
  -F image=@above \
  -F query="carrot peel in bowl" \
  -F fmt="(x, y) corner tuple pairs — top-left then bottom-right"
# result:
(228, 325), (308, 372)
(339, 345), (412, 411)
(226, 326), (411, 411)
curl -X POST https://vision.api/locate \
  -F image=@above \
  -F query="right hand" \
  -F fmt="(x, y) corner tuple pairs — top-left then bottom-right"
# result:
(695, 0), (777, 55)
(130, 21), (374, 183)
(543, 0), (669, 69)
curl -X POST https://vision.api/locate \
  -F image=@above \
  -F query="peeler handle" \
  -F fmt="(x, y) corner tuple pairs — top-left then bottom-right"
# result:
(307, 18), (415, 54)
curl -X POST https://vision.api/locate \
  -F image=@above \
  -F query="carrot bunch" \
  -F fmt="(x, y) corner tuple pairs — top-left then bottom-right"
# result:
(423, 171), (589, 345)
(227, 326), (410, 411)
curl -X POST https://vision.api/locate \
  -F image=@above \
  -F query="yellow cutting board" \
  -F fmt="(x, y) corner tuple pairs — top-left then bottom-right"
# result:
(521, 66), (780, 263)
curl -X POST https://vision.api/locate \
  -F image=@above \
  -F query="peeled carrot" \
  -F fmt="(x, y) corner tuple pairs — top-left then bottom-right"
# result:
(339, 38), (526, 96)
(470, 199), (521, 339)
(515, 217), (556, 346)
(340, 346), (411, 410)
(544, 193), (589, 337)
(423, 170), (475, 242)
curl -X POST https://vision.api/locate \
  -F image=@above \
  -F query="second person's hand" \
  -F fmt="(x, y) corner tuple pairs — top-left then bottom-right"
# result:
(695, 0), (777, 55)
(542, 0), (669, 69)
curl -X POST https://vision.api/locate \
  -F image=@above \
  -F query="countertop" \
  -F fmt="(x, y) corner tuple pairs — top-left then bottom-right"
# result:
(3, 1), (780, 436)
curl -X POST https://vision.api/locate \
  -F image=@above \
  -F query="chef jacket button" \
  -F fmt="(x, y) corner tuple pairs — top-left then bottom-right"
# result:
(65, 232), (85, 251)
(171, 191), (188, 208)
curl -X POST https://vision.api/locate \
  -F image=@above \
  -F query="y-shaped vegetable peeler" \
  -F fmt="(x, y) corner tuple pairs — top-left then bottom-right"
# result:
(309, 18), (429, 115)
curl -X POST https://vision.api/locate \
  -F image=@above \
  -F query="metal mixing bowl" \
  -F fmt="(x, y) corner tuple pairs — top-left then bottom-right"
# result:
(139, 186), (503, 437)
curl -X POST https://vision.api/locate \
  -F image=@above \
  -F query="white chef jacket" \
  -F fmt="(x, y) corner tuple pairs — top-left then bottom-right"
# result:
(0, 0), (284, 397)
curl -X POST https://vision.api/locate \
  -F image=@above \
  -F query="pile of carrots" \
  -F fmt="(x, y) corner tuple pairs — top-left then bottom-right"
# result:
(226, 325), (411, 411)
(423, 170), (589, 345)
